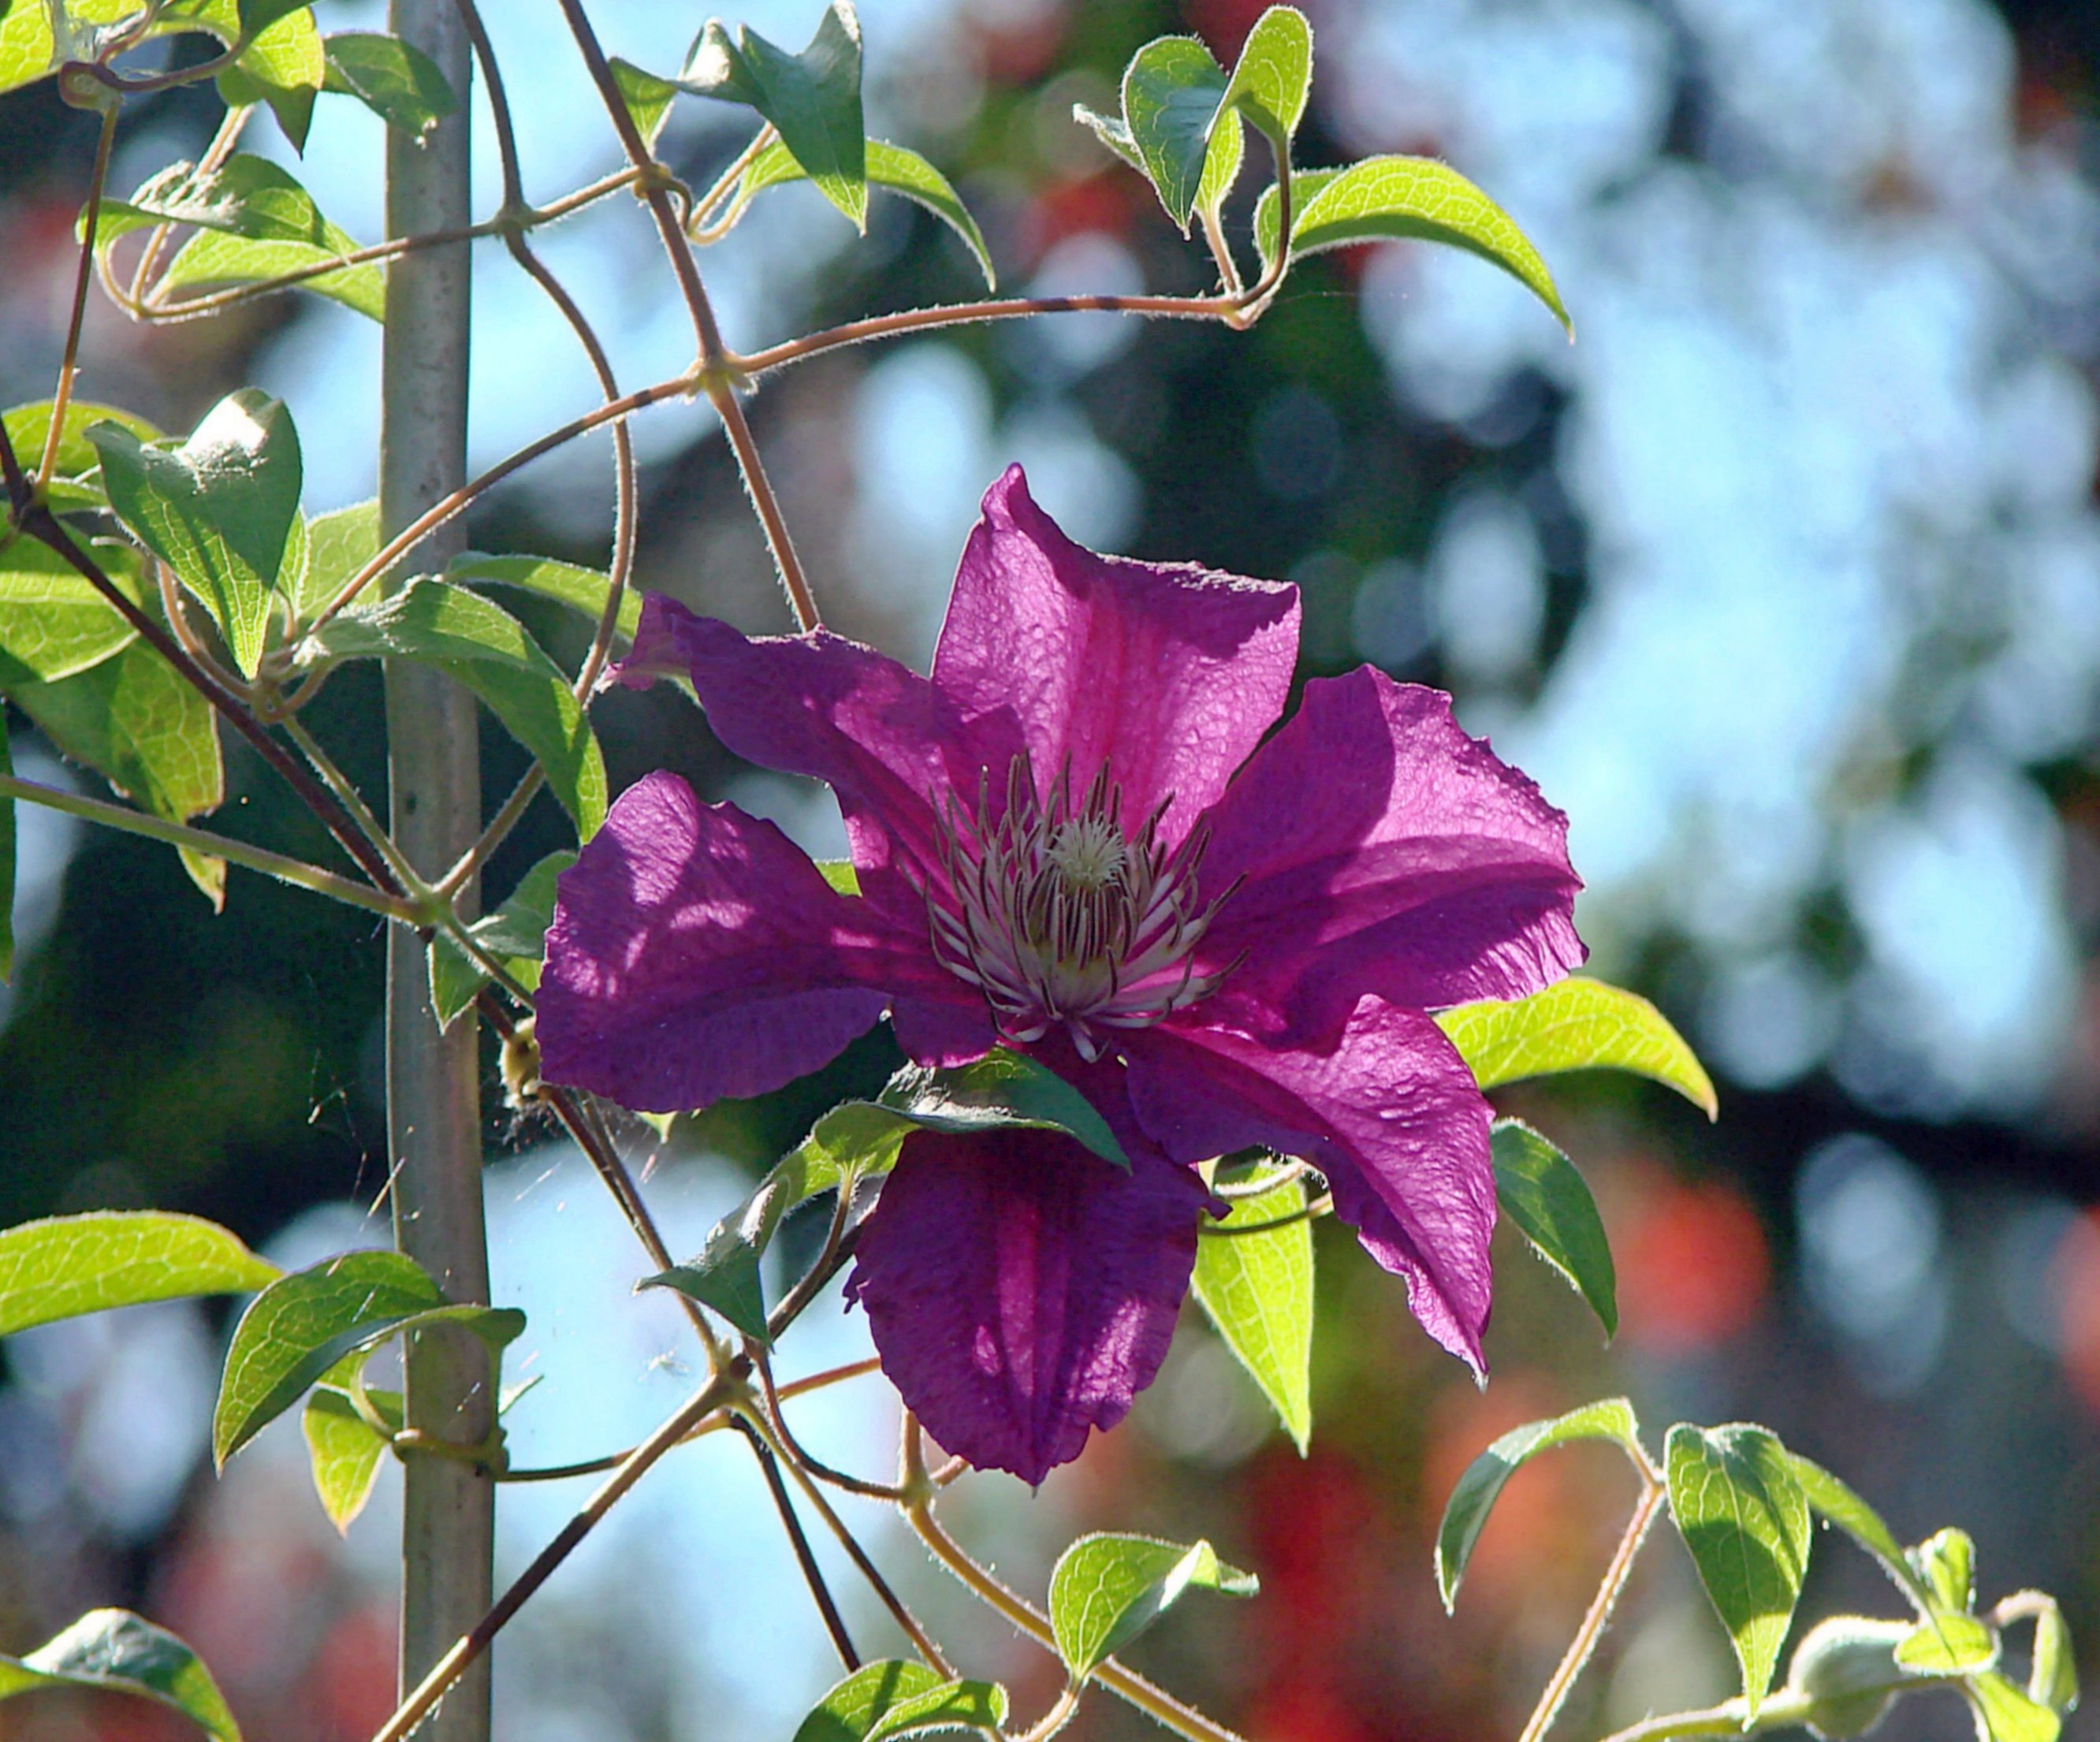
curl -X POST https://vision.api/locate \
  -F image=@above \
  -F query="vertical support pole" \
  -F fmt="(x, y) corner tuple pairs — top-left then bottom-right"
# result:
(381, 5), (491, 1740)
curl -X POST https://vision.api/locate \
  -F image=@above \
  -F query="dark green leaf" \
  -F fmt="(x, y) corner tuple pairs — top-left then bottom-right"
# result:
(289, 498), (378, 626)
(297, 578), (607, 837)
(1491, 1119), (1617, 1338)
(427, 850), (575, 1028)
(1119, 36), (1228, 232)
(1436, 976), (1716, 1117)
(724, 138), (994, 289)
(322, 32), (456, 138)
(1666, 1423), (1813, 1716)
(680, 3), (866, 227)
(1970, 1673), (2062, 1742)
(214, 1249), (522, 1465)
(1279, 154), (1571, 333)
(0, 726), (11, 983)
(881, 1047), (1127, 1168)
(1191, 1166), (1312, 1452)
(792, 1661), (1010, 1742)
(0, 1609), (240, 1740)
(447, 551), (640, 645)
(300, 1376), (400, 1533)
(609, 55), (679, 148)
(216, 7), (325, 152)
(1048, 1533), (1257, 1681)
(1785, 1453), (1934, 1615)
(0, 1210), (278, 1338)
(89, 389), (302, 677)
(3, 396), (160, 485)
(0, 534), (142, 682)
(1436, 1397), (1644, 1610)
(1894, 1614), (1998, 1676)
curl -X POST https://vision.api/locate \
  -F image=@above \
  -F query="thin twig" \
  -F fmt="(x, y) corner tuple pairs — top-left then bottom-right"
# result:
(1198, 1194), (1331, 1237)
(367, 1374), (738, 1742)
(37, 103), (119, 497)
(686, 123), (779, 240)
(733, 1415), (862, 1672)
(754, 1344), (907, 1502)
(1516, 1479), (1667, 1742)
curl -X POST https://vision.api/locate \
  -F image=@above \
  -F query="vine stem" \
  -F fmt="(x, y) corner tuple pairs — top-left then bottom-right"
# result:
(1517, 1475), (1667, 1742)
(38, 101), (118, 497)
(367, 1374), (739, 1742)
(550, 0), (821, 633)
(0, 774), (420, 922)
(1596, 1694), (1811, 1742)
(732, 1414), (863, 1673)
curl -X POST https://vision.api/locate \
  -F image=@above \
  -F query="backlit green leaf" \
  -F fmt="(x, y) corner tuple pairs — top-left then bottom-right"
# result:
(609, 55), (679, 148)
(0, 534), (142, 681)
(2027, 1598), (2079, 1715)
(1970, 1673), (2061, 1742)
(1214, 6), (1310, 147)
(1785, 1453), (1934, 1614)
(0, 0), (53, 95)
(0, 1210), (278, 1338)
(298, 578), (606, 838)
(427, 849), (574, 1027)
(322, 32), (455, 138)
(1191, 1164), (1312, 1451)
(1436, 976), (1716, 1117)
(447, 551), (641, 645)
(0, 1610), (240, 1740)
(1491, 1119), (1616, 1338)
(215, 1249), (522, 1465)
(1282, 154), (1570, 333)
(1252, 164), (1343, 278)
(89, 389), (302, 676)
(1666, 1422), (1813, 1716)
(680, 3), (866, 227)
(792, 1661), (1010, 1742)
(814, 858), (858, 895)
(217, 6), (325, 152)
(3, 396), (160, 486)
(1049, 1534), (1257, 1681)
(289, 497), (378, 626)
(301, 1377), (400, 1532)
(1912, 1529), (1977, 1617)
(1895, 1614), (1998, 1677)
(724, 138), (994, 289)
(1072, 103), (1141, 169)
(1119, 36), (1228, 232)
(0, 728), (11, 982)
(1436, 1397), (1644, 1610)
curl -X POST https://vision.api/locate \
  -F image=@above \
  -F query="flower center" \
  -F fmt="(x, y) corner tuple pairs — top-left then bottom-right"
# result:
(925, 757), (1234, 1060)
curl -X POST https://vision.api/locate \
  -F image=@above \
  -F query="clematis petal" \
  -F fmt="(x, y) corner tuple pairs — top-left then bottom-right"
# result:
(538, 772), (987, 1111)
(1126, 1000), (1497, 1372)
(618, 594), (1006, 929)
(849, 1123), (1207, 1484)
(1194, 668), (1584, 1040)
(931, 466), (1300, 844)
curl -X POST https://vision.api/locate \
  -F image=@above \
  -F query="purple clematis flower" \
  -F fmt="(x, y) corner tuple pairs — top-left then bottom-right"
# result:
(538, 467), (1583, 1483)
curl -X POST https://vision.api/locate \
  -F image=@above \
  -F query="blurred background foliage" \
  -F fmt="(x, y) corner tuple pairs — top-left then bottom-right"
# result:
(2, 0), (2098, 1738)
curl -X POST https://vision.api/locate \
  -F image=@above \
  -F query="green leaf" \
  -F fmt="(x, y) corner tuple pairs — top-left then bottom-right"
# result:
(1119, 36), (1229, 233)
(0, 0), (53, 96)
(1048, 1534), (1257, 1681)
(1072, 104), (1141, 170)
(300, 1377), (400, 1532)
(1785, 1453), (1935, 1615)
(792, 1661), (1010, 1742)
(1666, 1422), (1814, 1717)
(1436, 1397), (1645, 1611)
(2, 635), (226, 903)
(881, 1047), (1127, 1168)
(1912, 1529), (1977, 1617)
(814, 858), (858, 895)
(89, 389), (302, 677)
(608, 55), (679, 149)
(724, 138), (995, 290)
(447, 551), (640, 646)
(0, 1210), (277, 1338)
(1191, 1165), (1312, 1452)
(214, 1249), (523, 1465)
(1252, 164), (1344, 278)
(322, 32), (456, 139)
(0, 727), (11, 983)
(1970, 1673), (2062, 1742)
(1782, 1617), (1910, 1740)
(680, 3), (866, 227)
(3, 396), (160, 486)
(1279, 154), (1571, 333)
(217, 6), (325, 153)
(1214, 6), (1310, 147)
(1491, 1119), (1616, 1339)
(427, 849), (574, 1028)
(98, 154), (384, 320)
(1436, 976), (1717, 1118)
(0, 534), (142, 682)
(1895, 1614), (1998, 1677)
(0, 1609), (240, 1740)
(297, 578), (607, 838)
(289, 497), (378, 626)
(2027, 1599), (2078, 1715)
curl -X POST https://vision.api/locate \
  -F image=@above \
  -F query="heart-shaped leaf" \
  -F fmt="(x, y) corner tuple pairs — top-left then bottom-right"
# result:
(322, 32), (456, 139)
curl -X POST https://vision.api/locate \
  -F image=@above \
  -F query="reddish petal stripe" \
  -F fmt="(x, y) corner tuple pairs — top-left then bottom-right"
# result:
(538, 772), (980, 1111)
(1194, 668), (1584, 1041)
(931, 467), (1300, 845)
(1126, 1001), (1497, 1372)
(620, 594), (1011, 930)
(850, 1123), (1206, 1484)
